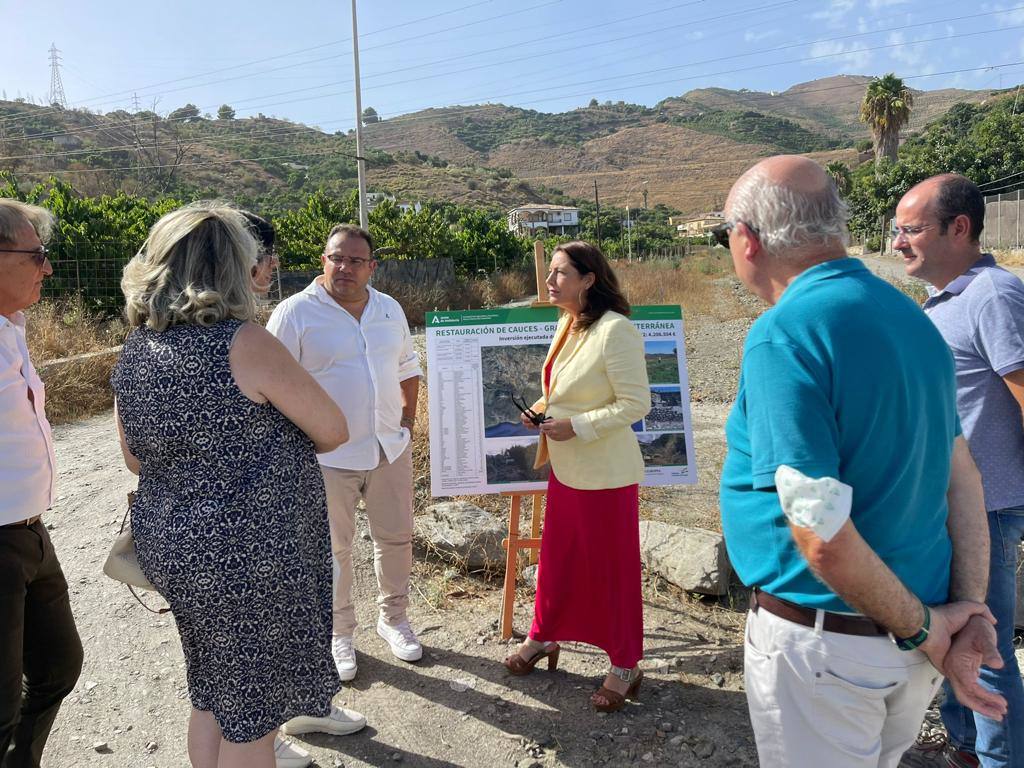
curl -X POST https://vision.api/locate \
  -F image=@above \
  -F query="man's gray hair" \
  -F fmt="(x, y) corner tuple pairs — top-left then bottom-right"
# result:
(729, 169), (849, 257)
(0, 199), (55, 246)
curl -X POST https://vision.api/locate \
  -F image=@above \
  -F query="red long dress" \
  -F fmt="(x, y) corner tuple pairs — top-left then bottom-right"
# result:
(527, 356), (644, 668)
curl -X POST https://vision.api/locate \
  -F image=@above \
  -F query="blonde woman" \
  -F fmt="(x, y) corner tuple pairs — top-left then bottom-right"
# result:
(111, 203), (363, 768)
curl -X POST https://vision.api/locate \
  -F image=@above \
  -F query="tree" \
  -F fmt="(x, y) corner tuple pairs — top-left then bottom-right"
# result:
(168, 103), (201, 122)
(217, 104), (235, 120)
(825, 161), (853, 196)
(362, 107), (379, 124)
(860, 73), (913, 169)
(588, 98), (599, 108)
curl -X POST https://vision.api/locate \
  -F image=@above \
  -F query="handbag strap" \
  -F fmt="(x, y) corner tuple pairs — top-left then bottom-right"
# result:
(123, 491), (171, 615)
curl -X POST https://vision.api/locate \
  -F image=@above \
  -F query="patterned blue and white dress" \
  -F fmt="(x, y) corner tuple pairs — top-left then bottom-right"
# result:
(111, 319), (340, 743)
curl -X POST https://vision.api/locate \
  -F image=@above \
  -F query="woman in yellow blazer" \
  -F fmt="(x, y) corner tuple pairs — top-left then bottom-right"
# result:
(502, 241), (650, 712)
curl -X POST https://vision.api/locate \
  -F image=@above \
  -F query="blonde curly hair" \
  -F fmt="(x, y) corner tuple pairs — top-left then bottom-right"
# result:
(121, 202), (259, 331)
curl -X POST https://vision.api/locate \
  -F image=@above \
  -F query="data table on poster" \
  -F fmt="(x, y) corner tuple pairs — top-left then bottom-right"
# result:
(433, 338), (483, 492)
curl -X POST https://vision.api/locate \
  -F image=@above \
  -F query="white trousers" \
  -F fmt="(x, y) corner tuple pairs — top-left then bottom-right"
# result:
(744, 605), (943, 768)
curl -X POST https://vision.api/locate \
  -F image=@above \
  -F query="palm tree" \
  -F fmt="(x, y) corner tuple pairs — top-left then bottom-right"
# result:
(860, 73), (913, 167)
(825, 161), (852, 196)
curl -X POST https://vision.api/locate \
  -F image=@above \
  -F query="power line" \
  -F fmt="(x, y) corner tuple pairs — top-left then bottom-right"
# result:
(47, 44), (67, 108)
(0, 0), (562, 128)
(6, 1), (1019, 149)
(3, 58), (1020, 170)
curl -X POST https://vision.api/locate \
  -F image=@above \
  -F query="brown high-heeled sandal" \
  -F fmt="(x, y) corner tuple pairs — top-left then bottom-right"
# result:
(503, 641), (560, 676)
(592, 667), (642, 712)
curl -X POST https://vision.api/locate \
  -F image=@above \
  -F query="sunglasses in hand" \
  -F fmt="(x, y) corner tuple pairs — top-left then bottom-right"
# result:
(512, 394), (550, 426)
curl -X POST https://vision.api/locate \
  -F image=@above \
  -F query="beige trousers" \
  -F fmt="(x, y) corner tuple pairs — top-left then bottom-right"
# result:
(744, 604), (943, 768)
(320, 444), (414, 636)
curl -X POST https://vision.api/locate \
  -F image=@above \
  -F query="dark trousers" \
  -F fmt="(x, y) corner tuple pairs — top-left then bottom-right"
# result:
(0, 520), (83, 768)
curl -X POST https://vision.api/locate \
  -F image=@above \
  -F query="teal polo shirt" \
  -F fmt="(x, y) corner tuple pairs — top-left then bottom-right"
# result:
(720, 258), (960, 612)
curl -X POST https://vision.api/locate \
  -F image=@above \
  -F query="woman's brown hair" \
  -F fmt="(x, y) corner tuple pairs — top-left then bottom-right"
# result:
(553, 241), (630, 331)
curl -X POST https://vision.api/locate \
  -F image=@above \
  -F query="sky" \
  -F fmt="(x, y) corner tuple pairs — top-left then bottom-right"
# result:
(4, 0), (1024, 131)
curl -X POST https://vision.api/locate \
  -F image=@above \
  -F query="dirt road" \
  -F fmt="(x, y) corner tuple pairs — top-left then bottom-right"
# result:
(44, 404), (754, 768)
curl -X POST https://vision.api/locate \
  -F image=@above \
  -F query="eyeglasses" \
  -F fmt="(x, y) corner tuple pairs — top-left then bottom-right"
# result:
(890, 223), (936, 240)
(710, 221), (759, 248)
(0, 246), (50, 266)
(325, 255), (371, 268)
(511, 394), (550, 426)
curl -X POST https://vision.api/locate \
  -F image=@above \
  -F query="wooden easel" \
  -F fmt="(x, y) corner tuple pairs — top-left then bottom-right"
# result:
(498, 241), (552, 640)
(499, 490), (545, 640)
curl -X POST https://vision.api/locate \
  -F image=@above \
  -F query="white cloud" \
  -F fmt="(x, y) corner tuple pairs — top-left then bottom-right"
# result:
(868, 0), (911, 8)
(994, 3), (1024, 25)
(807, 40), (872, 71)
(684, 30), (706, 41)
(744, 29), (780, 43)
(811, 0), (857, 28)
(887, 31), (925, 68)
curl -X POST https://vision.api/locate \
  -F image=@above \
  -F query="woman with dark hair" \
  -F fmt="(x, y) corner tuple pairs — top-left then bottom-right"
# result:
(502, 241), (651, 712)
(241, 211), (278, 297)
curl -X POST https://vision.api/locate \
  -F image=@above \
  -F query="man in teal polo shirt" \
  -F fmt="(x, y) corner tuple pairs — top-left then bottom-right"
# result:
(717, 155), (1005, 768)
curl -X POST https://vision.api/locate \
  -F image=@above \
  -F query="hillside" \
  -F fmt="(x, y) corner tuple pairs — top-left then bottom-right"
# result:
(0, 103), (552, 212)
(0, 75), (1007, 215)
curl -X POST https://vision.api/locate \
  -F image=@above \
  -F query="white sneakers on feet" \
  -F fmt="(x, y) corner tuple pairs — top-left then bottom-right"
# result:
(331, 634), (357, 681)
(281, 704), (367, 737)
(274, 736), (312, 768)
(376, 617), (423, 662)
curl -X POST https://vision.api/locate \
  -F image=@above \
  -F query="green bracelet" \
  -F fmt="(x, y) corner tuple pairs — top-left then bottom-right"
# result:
(891, 604), (931, 651)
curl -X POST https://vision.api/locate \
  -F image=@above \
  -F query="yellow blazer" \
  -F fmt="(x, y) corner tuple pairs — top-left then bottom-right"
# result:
(533, 310), (651, 490)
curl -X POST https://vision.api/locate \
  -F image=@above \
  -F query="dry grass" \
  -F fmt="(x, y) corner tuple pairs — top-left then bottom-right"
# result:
(616, 251), (755, 322)
(25, 300), (127, 425)
(994, 248), (1024, 267)
(372, 268), (535, 327)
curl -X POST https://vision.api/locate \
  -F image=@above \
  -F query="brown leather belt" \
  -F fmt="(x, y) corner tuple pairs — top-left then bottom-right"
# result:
(751, 588), (887, 637)
(0, 515), (42, 529)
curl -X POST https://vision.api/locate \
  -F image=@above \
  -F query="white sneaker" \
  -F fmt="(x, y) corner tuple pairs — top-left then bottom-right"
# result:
(376, 617), (423, 662)
(274, 736), (312, 768)
(331, 635), (357, 682)
(281, 705), (367, 737)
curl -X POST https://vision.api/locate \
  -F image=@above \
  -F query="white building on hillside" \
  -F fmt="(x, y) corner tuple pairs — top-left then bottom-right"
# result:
(507, 204), (580, 237)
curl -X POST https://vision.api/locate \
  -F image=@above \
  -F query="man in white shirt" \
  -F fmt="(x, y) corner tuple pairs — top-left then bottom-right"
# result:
(267, 224), (423, 681)
(0, 200), (83, 768)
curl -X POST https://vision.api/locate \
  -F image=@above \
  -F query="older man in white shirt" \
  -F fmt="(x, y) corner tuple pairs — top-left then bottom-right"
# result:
(267, 224), (423, 682)
(0, 200), (83, 768)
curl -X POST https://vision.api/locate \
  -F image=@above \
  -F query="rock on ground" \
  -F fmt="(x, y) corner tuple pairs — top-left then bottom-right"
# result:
(639, 520), (732, 595)
(414, 500), (506, 570)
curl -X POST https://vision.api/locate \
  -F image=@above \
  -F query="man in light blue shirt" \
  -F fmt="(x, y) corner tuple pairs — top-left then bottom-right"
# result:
(719, 156), (1004, 768)
(897, 174), (1024, 768)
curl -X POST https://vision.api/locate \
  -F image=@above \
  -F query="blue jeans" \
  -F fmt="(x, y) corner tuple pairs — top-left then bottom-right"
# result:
(941, 506), (1024, 767)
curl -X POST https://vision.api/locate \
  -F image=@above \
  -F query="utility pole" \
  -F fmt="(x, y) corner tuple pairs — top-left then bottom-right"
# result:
(47, 44), (67, 108)
(593, 179), (602, 249)
(351, 0), (369, 229)
(626, 206), (632, 262)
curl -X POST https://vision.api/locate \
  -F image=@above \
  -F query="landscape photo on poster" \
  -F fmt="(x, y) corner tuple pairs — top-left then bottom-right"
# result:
(481, 343), (549, 438)
(645, 339), (679, 385)
(646, 385), (686, 432)
(638, 432), (688, 467)
(485, 437), (551, 486)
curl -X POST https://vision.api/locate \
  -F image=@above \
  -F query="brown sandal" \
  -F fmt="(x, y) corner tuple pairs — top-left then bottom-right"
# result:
(503, 642), (560, 676)
(592, 669), (643, 712)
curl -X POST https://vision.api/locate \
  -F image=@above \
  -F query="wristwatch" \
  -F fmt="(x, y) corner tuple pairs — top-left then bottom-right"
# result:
(891, 604), (931, 651)
(400, 415), (415, 429)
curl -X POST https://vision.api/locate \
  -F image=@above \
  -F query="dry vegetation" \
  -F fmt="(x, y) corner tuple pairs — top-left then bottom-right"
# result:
(616, 251), (754, 322)
(995, 248), (1024, 267)
(25, 300), (128, 425)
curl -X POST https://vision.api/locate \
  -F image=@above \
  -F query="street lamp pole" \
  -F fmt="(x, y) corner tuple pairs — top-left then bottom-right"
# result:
(351, 0), (369, 229)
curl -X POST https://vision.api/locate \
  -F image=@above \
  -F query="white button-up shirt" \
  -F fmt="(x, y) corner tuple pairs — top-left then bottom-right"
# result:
(0, 312), (57, 524)
(267, 280), (423, 470)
